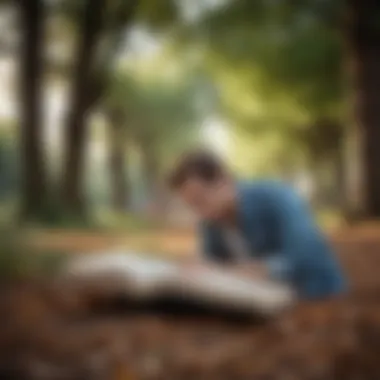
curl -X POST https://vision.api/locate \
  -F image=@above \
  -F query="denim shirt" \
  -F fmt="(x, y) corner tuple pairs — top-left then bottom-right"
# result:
(199, 180), (347, 300)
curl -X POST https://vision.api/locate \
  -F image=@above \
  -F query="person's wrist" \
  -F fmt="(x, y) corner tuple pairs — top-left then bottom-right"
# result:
(235, 262), (268, 279)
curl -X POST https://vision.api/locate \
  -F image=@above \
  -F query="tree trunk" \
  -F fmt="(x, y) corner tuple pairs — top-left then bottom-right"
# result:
(328, 145), (347, 213)
(140, 140), (166, 217)
(61, 0), (105, 217)
(346, 0), (380, 217)
(141, 143), (158, 198)
(18, 0), (48, 220)
(107, 115), (129, 212)
(343, 125), (365, 221)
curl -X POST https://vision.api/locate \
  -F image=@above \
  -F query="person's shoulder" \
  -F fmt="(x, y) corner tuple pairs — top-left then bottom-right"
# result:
(237, 178), (297, 198)
(238, 179), (305, 213)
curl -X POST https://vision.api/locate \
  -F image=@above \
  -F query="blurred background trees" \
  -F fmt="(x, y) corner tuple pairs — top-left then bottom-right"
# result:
(0, 0), (379, 228)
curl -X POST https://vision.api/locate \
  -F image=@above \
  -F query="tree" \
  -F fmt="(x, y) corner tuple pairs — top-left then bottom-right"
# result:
(104, 72), (204, 213)
(59, 0), (180, 219)
(60, 0), (107, 218)
(0, 127), (19, 199)
(346, 0), (380, 217)
(105, 108), (130, 212)
(297, 118), (345, 208)
(12, 0), (183, 224)
(18, 0), (48, 220)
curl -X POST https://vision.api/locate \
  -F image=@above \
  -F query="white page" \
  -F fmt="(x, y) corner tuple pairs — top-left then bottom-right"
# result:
(65, 250), (296, 316)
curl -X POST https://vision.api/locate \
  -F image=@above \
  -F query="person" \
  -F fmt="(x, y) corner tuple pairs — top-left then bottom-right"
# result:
(167, 149), (347, 300)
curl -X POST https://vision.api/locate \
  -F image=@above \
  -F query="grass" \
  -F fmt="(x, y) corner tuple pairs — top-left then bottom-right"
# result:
(93, 209), (161, 232)
(0, 228), (68, 280)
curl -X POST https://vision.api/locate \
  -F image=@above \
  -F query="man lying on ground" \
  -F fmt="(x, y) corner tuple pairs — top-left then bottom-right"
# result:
(168, 149), (347, 301)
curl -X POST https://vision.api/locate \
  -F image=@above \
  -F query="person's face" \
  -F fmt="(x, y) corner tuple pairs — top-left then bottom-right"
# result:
(177, 177), (236, 221)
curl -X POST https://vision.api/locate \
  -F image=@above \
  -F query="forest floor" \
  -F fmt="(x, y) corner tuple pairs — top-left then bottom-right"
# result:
(28, 220), (380, 255)
(1, 223), (380, 380)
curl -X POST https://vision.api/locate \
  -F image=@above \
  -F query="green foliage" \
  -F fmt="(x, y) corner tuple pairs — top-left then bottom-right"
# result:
(0, 129), (19, 199)
(15, 194), (101, 230)
(298, 118), (345, 161)
(94, 209), (160, 231)
(203, 0), (343, 114)
(136, 0), (179, 30)
(0, 229), (67, 281)
(178, 0), (346, 179)
(175, 0), (345, 161)
(105, 70), (205, 166)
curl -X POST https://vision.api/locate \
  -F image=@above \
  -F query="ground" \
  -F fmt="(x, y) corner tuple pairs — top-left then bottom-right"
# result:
(1, 224), (380, 380)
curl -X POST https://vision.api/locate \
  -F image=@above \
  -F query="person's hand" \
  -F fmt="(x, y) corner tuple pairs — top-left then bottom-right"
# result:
(179, 254), (205, 272)
(231, 262), (268, 280)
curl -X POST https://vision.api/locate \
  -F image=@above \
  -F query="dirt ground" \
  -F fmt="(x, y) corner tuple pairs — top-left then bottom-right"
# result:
(1, 225), (380, 380)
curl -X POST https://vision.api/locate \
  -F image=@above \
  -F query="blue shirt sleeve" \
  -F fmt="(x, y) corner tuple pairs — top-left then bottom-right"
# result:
(268, 185), (347, 299)
(264, 254), (293, 282)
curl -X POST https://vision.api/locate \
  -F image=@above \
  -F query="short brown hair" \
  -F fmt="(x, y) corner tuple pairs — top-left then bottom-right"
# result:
(168, 149), (226, 190)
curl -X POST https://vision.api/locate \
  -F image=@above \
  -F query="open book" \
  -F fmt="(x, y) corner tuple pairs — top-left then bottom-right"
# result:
(64, 249), (296, 318)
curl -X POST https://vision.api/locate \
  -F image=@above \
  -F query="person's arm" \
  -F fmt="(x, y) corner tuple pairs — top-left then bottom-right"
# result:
(261, 254), (293, 282)
(200, 221), (276, 279)
(178, 223), (226, 271)
(267, 185), (347, 299)
(198, 222), (230, 263)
